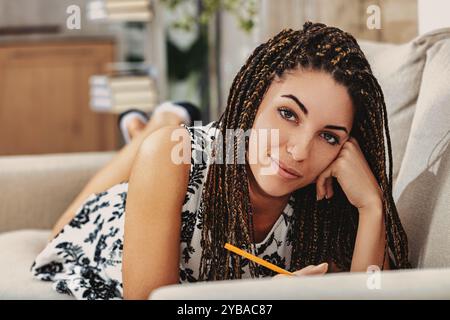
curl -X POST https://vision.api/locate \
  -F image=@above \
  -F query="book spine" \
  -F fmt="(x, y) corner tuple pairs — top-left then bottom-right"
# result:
(91, 91), (157, 104)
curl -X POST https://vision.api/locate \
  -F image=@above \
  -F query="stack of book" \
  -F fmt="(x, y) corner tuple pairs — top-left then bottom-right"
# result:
(87, 0), (153, 22)
(89, 73), (158, 114)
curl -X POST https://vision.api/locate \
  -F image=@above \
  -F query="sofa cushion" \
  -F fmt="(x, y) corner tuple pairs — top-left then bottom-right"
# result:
(359, 28), (450, 268)
(358, 28), (450, 188)
(0, 229), (73, 299)
(0, 152), (115, 233)
(394, 36), (450, 268)
(151, 268), (450, 299)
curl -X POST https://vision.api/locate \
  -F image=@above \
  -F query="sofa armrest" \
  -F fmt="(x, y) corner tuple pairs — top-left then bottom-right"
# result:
(150, 268), (450, 299)
(0, 152), (115, 233)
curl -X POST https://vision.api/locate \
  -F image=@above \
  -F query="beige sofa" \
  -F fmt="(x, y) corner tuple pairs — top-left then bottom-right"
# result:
(1, 29), (450, 299)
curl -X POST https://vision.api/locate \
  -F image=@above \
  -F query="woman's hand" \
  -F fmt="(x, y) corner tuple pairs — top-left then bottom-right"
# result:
(315, 137), (383, 211)
(273, 262), (328, 278)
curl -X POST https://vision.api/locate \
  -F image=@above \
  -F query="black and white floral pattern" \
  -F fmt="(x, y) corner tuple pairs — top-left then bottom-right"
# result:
(31, 121), (295, 299)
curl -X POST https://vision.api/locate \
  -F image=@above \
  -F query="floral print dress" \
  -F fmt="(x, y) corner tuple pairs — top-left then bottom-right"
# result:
(31, 121), (296, 300)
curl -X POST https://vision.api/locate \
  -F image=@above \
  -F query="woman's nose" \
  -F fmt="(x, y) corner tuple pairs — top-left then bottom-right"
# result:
(287, 137), (312, 162)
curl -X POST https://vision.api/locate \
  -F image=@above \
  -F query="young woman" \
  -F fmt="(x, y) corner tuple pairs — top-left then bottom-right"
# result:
(31, 22), (410, 300)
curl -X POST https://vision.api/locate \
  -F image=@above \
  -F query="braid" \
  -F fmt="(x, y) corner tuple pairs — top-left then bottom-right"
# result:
(199, 22), (410, 281)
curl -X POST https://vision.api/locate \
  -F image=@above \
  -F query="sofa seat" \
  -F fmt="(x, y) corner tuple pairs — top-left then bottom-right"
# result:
(0, 229), (73, 300)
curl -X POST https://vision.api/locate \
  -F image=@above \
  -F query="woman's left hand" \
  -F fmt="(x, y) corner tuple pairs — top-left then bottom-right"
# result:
(315, 137), (383, 211)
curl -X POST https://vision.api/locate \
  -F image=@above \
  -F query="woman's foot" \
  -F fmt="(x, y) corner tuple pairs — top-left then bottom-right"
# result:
(118, 101), (202, 144)
(126, 117), (147, 140)
(151, 101), (202, 127)
(118, 109), (150, 144)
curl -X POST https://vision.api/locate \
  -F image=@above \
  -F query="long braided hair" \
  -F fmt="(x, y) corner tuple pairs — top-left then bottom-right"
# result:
(197, 22), (410, 280)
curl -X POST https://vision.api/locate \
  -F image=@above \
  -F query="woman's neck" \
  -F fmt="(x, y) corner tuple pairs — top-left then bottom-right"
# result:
(246, 166), (291, 241)
(248, 180), (290, 217)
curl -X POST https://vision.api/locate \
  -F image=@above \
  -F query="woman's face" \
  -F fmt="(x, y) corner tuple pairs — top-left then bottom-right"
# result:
(248, 69), (354, 197)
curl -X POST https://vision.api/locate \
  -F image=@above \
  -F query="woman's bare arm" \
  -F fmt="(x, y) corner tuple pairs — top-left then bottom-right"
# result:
(122, 125), (191, 299)
(350, 203), (390, 271)
(326, 202), (390, 273)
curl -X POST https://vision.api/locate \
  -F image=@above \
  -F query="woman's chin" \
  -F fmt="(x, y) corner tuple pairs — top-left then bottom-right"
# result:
(256, 176), (297, 198)
(265, 189), (292, 198)
(255, 174), (313, 198)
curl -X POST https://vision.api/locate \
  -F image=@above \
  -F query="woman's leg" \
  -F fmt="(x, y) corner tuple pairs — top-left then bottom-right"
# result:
(50, 111), (185, 238)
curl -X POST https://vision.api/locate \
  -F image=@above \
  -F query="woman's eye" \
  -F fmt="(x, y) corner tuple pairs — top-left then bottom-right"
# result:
(321, 132), (340, 146)
(278, 107), (298, 123)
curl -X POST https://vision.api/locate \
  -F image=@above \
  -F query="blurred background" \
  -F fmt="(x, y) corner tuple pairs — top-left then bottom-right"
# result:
(0, 0), (437, 155)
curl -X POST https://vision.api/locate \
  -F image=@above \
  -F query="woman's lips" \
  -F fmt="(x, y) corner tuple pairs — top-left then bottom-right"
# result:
(270, 157), (302, 180)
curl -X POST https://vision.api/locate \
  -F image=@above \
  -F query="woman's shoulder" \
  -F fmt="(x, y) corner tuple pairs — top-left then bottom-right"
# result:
(138, 125), (192, 182)
(139, 121), (218, 182)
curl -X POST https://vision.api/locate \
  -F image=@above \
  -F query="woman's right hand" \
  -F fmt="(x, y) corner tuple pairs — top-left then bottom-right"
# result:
(273, 262), (328, 278)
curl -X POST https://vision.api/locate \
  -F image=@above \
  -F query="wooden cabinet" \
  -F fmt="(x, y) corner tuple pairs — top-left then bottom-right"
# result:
(0, 39), (119, 155)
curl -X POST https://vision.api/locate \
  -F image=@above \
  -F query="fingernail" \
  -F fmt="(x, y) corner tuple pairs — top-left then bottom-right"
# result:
(316, 263), (328, 268)
(324, 194), (328, 199)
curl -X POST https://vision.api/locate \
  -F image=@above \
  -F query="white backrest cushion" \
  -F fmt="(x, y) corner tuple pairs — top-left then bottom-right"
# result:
(359, 29), (450, 268)
(394, 36), (450, 268)
(358, 29), (450, 186)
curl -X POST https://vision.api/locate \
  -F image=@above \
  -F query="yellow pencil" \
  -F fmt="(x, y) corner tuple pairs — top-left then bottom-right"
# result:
(224, 243), (294, 276)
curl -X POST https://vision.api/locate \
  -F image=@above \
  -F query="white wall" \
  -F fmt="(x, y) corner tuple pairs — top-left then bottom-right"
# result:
(418, 0), (450, 35)
(0, 0), (115, 35)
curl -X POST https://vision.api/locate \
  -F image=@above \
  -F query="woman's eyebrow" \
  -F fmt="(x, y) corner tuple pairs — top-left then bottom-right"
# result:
(324, 125), (348, 134)
(281, 94), (349, 134)
(281, 94), (308, 115)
